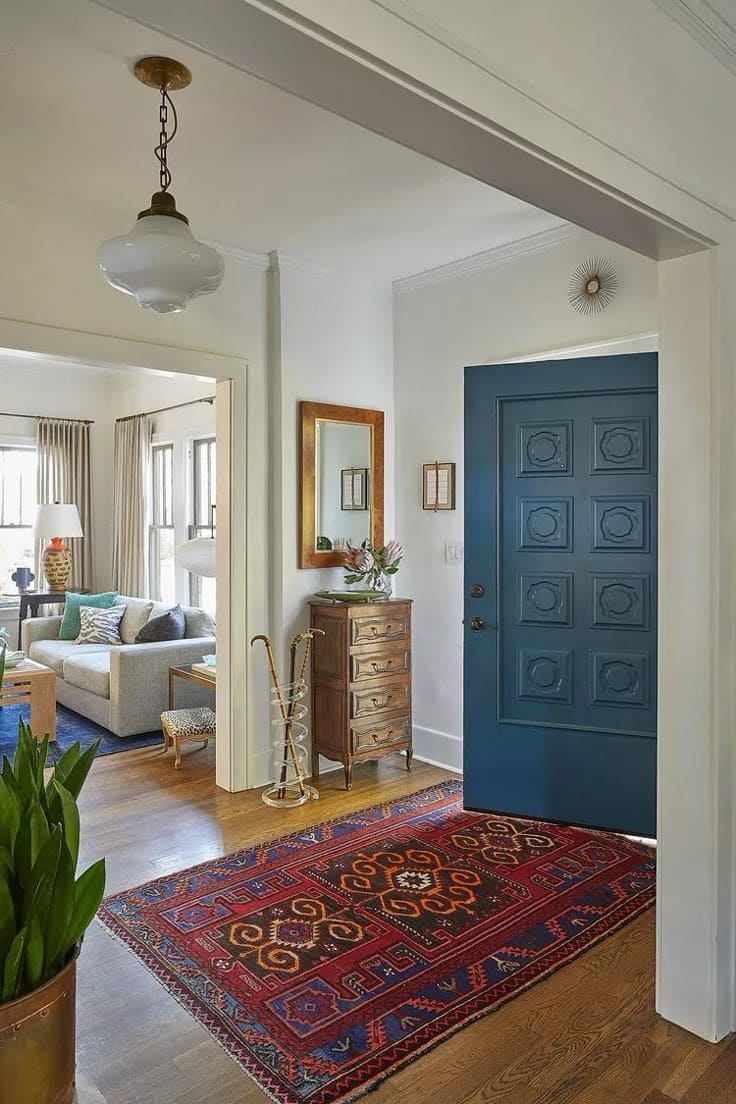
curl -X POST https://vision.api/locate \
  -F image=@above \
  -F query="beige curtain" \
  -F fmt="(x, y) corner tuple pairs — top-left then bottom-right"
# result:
(112, 415), (151, 597)
(36, 418), (94, 589)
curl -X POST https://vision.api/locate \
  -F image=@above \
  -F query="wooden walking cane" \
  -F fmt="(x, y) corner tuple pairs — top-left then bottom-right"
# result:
(251, 633), (306, 798)
(277, 629), (325, 798)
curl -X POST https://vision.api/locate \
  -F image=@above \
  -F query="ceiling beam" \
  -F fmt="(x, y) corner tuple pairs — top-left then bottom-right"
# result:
(95, 0), (717, 259)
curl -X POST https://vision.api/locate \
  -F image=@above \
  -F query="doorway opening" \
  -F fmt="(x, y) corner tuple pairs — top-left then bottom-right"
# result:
(0, 336), (236, 785)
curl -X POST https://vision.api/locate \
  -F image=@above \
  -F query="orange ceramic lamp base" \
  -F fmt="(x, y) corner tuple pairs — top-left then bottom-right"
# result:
(43, 536), (73, 592)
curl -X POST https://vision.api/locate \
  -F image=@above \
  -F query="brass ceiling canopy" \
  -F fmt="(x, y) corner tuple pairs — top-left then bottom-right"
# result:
(134, 56), (192, 92)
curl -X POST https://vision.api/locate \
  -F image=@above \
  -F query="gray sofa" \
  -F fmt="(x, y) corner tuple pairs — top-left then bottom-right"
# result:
(21, 596), (216, 737)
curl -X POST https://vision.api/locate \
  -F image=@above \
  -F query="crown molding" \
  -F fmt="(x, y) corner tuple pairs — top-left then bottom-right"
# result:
(268, 249), (342, 281)
(653, 0), (736, 76)
(207, 240), (270, 270)
(393, 223), (582, 294)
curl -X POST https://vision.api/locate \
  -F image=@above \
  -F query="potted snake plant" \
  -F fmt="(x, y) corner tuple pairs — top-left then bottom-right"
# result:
(0, 648), (106, 1104)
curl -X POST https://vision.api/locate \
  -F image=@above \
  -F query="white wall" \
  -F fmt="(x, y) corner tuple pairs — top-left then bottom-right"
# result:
(393, 228), (657, 770)
(268, 255), (395, 777)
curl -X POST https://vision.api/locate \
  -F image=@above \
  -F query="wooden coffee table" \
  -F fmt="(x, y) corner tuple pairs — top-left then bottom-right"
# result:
(1, 658), (56, 740)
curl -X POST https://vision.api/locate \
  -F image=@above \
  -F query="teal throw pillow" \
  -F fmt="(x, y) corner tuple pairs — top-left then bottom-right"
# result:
(59, 591), (118, 640)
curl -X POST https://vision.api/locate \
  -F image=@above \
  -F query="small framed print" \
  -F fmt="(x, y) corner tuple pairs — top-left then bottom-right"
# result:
(341, 467), (369, 511)
(423, 461), (456, 511)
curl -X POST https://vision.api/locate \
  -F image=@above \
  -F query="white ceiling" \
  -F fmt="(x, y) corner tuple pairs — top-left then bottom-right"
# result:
(0, 0), (562, 282)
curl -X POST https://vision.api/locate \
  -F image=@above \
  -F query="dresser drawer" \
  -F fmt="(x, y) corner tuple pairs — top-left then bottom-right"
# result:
(350, 646), (410, 683)
(351, 715), (411, 753)
(351, 678), (411, 719)
(351, 609), (410, 646)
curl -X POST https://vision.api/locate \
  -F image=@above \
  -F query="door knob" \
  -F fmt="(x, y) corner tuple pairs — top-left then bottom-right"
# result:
(467, 616), (486, 631)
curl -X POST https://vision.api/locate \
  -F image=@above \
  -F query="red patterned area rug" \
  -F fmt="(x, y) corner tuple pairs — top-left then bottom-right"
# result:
(98, 780), (655, 1104)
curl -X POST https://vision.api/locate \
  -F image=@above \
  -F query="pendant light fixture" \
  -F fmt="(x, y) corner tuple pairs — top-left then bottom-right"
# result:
(98, 57), (224, 314)
(176, 506), (216, 578)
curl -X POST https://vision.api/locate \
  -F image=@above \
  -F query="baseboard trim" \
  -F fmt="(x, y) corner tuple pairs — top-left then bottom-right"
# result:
(412, 724), (463, 772)
(413, 753), (463, 775)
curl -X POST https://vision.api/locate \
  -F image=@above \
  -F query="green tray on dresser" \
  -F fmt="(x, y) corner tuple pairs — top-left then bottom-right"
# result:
(313, 590), (387, 603)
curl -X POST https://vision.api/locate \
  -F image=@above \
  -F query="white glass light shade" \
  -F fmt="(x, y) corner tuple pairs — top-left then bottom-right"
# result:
(97, 214), (224, 314)
(34, 503), (84, 538)
(176, 537), (216, 577)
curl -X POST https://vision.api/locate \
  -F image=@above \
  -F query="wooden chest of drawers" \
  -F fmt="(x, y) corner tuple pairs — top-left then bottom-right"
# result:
(310, 598), (413, 789)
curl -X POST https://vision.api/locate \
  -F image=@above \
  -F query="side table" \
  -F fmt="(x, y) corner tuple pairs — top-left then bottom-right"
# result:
(17, 589), (90, 649)
(1, 659), (57, 740)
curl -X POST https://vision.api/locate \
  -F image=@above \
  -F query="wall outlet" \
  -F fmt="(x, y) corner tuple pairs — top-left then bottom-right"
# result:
(445, 541), (464, 563)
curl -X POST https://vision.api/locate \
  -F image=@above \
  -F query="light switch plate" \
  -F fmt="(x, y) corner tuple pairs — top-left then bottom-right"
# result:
(445, 541), (464, 563)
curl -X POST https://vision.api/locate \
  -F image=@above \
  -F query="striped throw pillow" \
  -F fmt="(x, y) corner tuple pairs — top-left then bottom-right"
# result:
(75, 604), (126, 645)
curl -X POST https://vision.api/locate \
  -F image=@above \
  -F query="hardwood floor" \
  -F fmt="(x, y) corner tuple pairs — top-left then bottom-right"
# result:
(76, 745), (731, 1104)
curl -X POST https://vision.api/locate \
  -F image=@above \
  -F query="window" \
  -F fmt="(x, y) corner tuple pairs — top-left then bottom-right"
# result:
(193, 437), (216, 529)
(189, 437), (216, 616)
(149, 443), (176, 604)
(147, 435), (216, 615)
(0, 447), (36, 594)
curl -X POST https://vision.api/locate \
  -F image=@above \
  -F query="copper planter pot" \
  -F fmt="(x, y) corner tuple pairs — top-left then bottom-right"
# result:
(0, 952), (77, 1104)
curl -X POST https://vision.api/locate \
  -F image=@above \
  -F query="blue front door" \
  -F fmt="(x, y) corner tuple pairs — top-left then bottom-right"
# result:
(464, 354), (657, 836)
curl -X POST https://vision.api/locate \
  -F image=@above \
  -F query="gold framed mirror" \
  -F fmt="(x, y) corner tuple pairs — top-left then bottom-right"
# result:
(299, 401), (385, 569)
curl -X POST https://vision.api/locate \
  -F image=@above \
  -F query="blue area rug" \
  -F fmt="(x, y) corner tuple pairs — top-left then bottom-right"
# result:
(0, 702), (162, 764)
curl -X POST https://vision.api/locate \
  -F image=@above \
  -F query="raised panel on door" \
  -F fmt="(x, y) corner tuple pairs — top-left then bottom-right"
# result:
(465, 354), (657, 836)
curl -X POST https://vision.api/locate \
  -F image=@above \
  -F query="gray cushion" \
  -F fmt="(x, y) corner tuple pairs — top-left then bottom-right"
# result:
(115, 597), (154, 644)
(136, 604), (186, 643)
(148, 601), (172, 621)
(29, 640), (113, 677)
(63, 652), (111, 698)
(146, 603), (215, 639)
(184, 608), (216, 638)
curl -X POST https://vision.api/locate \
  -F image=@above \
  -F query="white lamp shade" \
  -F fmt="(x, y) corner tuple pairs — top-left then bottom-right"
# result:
(34, 503), (83, 539)
(97, 215), (224, 314)
(176, 537), (216, 577)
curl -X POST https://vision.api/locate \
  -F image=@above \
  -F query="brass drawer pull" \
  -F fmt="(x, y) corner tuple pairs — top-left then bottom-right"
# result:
(371, 659), (393, 674)
(370, 623), (393, 637)
(371, 694), (393, 708)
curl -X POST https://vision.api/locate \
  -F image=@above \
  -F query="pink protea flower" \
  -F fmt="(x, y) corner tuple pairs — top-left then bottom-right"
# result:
(382, 540), (404, 569)
(344, 543), (374, 573)
(343, 545), (362, 571)
(356, 546), (375, 573)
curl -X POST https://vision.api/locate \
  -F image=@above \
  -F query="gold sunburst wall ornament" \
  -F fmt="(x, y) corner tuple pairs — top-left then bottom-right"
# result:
(568, 257), (619, 315)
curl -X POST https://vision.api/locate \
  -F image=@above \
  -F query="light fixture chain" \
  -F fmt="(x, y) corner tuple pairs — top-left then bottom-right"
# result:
(154, 87), (178, 194)
(158, 88), (170, 192)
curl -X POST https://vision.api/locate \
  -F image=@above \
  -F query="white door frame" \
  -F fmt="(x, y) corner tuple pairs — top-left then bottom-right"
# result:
(0, 317), (248, 795)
